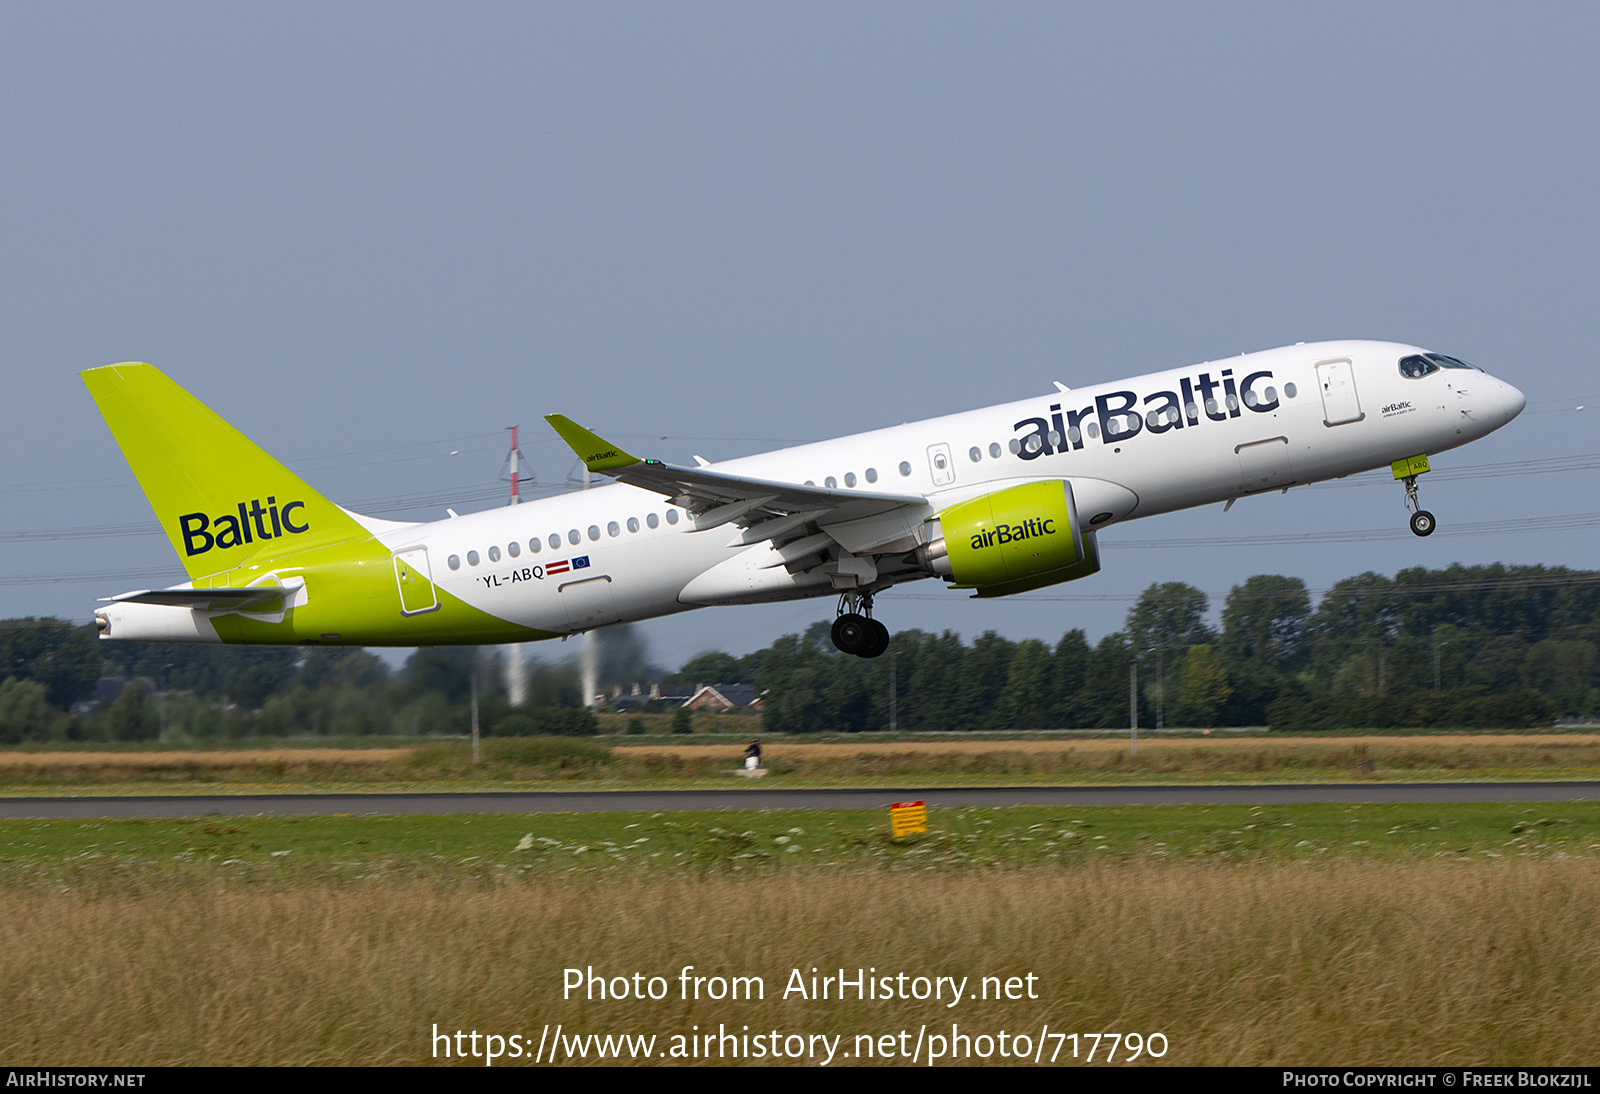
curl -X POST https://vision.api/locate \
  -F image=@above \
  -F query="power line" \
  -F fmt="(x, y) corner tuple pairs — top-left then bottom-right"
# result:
(891, 569), (1600, 605)
(1108, 510), (1600, 548)
(1307, 451), (1600, 489)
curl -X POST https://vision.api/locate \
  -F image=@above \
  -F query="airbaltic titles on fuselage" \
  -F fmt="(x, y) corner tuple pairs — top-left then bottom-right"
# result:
(1010, 367), (1280, 459)
(179, 497), (308, 557)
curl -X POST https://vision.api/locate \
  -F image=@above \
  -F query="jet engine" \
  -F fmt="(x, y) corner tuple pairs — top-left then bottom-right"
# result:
(912, 480), (1100, 597)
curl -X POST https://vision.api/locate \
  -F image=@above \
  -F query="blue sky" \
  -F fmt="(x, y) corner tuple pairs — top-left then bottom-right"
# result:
(2, 3), (1595, 670)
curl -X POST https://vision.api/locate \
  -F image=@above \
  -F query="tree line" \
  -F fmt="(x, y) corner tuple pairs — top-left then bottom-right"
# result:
(677, 562), (1599, 732)
(0, 562), (1595, 740)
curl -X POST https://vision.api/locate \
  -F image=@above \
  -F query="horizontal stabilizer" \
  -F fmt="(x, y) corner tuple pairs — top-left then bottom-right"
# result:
(102, 586), (293, 611)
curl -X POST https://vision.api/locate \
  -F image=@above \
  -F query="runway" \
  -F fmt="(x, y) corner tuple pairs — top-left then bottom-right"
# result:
(3, 781), (1599, 818)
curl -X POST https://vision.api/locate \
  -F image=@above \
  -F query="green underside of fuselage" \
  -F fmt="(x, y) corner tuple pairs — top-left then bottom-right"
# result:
(200, 539), (563, 647)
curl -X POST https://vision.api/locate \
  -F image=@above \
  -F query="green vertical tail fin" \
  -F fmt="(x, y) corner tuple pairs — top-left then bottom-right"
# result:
(83, 363), (369, 580)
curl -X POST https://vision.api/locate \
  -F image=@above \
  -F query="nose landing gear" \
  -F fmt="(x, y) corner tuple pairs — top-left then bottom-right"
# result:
(1401, 475), (1435, 537)
(1393, 455), (1436, 537)
(830, 591), (890, 658)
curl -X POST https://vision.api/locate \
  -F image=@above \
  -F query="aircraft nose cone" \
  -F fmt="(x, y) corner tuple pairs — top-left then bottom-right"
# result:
(1502, 380), (1527, 420)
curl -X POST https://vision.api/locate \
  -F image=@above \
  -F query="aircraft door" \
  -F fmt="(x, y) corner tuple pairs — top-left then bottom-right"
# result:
(1236, 436), (1294, 493)
(393, 547), (439, 615)
(1316, 358), (1363, 425)
(927, 443), (955, 486)
(561, 574), (621, 631)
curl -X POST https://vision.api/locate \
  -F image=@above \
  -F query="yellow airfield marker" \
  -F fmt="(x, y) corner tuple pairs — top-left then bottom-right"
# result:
(890, 799), (928, 837)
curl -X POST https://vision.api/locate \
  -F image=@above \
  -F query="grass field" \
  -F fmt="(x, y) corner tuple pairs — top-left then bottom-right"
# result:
(3, 812), (1598, 1066)
(3, 734), (1600, 793)
(5, 801), (1598, 887)
(6, 740), (1600, 1066)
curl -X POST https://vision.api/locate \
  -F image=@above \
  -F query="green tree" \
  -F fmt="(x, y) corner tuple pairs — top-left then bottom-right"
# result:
(1083, 633), (1136, 728)
(1173, 645), (1232, 726)
(0, 678), (54, 743)
(106, 682), (159, 742)
(298, 648), (390, 691)
(1469, 635), (1528, 690)
(0, 618), (100, 708)
(673, 651), (745, 687)
(1221, 575), (1310, 669)
(1125, 583), (1212, 658)
(1053, 630), (1091, 727)
(997, 638), (1056, 729)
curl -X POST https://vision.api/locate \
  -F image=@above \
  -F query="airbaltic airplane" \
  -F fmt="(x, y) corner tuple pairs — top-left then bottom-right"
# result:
(84, 341), (1524, 657)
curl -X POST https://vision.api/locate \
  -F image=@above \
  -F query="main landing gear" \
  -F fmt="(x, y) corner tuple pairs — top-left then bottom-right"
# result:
(1401, 474), (1435, 538)
(831, 590), (890, 658)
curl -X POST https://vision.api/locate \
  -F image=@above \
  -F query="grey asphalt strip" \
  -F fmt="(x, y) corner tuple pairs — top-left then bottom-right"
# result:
(2, 782), (1599, 818)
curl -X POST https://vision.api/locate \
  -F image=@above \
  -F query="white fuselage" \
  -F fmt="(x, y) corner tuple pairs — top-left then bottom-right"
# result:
(369, 340), (1523, 636)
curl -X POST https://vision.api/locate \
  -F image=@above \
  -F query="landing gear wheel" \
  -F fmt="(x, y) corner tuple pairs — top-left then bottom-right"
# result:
(1409, 510), (1436, 537)
(831, 613), (872, 655)
(860, 619), (890, 659)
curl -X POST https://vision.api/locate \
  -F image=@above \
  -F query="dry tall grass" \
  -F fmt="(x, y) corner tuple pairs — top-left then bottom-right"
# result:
(4, 860), (1598, 1065)
(623, 733), (1600, 758)
(6, 735), (1600, 789)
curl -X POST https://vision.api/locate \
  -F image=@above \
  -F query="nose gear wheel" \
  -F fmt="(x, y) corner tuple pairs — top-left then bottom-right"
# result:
(1401, 474), (1437, 537)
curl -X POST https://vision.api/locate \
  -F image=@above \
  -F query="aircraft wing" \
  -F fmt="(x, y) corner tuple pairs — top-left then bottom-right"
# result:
(545, 414), (934, 553)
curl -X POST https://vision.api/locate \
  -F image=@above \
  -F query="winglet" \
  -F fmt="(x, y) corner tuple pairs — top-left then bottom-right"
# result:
(544, 414), (640, 472)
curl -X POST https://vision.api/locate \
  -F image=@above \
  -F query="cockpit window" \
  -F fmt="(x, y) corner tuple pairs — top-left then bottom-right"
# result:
(1400, 352), (1482, 378)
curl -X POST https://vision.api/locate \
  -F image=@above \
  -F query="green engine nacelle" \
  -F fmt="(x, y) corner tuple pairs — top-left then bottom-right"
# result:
(917, 480), (1101, 598)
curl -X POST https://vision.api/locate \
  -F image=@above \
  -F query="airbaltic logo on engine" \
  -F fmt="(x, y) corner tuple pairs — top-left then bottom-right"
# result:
(972, 517), (1056, 551)
(178, 497), (309, 556)
(1011, 367), (1280, 461)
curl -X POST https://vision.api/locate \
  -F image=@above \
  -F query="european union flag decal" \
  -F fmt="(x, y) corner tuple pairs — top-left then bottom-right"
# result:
(572, 556), (591, 570)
